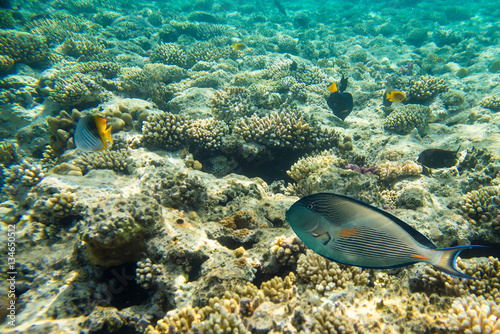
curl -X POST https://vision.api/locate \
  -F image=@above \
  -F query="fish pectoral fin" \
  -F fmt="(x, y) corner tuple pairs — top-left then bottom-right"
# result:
(311, 231), (331, 245)
(410, 254), (429, 259)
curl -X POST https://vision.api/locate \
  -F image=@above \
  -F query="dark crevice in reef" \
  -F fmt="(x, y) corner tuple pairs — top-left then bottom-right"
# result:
(213, 236), (257, 250)
(187, 254), (210, 282)
(101, 262), (149, 310)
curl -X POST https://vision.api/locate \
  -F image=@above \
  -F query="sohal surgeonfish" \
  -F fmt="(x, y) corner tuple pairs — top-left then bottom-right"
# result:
(286, 193), (484, 279)
(383, 88), (406, 107)
(74, 115), (113, 152)
(417, 147), (460, 169)
(327, 75), (353, 121)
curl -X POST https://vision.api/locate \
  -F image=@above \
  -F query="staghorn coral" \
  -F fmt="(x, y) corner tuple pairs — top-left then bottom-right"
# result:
(136, 258), (162, 289)
(384, 104), (430, 135)
(459, 186), (500, 224)
(287, 149), (347, 183)
(80, 194), (161, 266)
(210, 86), (258, 122)
(296, 249), (370, 295)
(150, 42), (187, 68)
(72, 149), (131, 175)
(408, 75), (449, 102)
(141, 112), (191, 150)
(480, 95), (500, 111)
(0, 30), (49, 66)
(375, 160), (422, 181)
(447, 295), (500, 333)
(233, 109), (341, 151)
(420, 257), (500, 300)
(269, 235), (306, 267)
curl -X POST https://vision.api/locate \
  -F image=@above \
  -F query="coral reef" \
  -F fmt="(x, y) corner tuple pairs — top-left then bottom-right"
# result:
(480, 95), (500, 111)
(384, 104), (430, 135)
(296, 249), (370, 295)
(268, 235), (306, 267)
(408, 75), (449, 102)
(150, 42), (187, 68)
(72, 149), (132, 175)
(141, 112), (191, 150)
(375, 160), (422, 181)
(448, 295), (500, 333)
(136, 258), (162, 289)
(459, 186), (500, 224)
(233, 109), (341, 151)
(0, 30), (50, 66)
(2, 160), (45, 198)
(287, 149), (347, 183)
(80, 194), (161, 266)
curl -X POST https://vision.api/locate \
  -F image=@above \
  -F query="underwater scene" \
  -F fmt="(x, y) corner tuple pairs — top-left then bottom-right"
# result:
(1, 0), (500, 332)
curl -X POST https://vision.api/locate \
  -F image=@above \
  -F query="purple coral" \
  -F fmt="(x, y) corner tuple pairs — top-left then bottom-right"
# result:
(399, 62), (414, 75)
(344, 163), (377, 175)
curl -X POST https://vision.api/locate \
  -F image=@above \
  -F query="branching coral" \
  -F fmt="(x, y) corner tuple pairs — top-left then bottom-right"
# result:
(188, 118), (229, 151)
(141, 112), (191, 150)
(287, 149), (347, 183)
(480, 95), (500, 111)
(233, 109), (341, 151)
(0, 30), (49, 66)
(459, 186), (500, 224)
(62, 35), (105, 58)
(136, 258), (162, 289)
(420, 257), (500, 301)
(210, 87), (258, 122)
(375, 160), (422, 181)
(150, 42), (187, 68)
(47, 72), (107, 107)
(72, 149), (131, 174)
(384, 104), (430, 135)
(447, 295), (500, 333)
(296, 249), (370, 295)
(3, 160), (45, 197)
(269, 235), (306, 267)
(408, 75), (449, 102)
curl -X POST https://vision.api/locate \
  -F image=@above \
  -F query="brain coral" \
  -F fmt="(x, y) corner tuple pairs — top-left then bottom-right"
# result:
(384, 104), (430, 135)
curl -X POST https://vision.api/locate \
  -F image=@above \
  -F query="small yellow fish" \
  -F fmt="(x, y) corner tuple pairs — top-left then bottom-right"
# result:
(232, 42), (246, 51)
(383, 89), (406, 107)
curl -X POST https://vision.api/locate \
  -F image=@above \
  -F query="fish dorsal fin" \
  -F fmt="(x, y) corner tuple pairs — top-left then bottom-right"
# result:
(339, 75), (348, 91)
(314, 193), (438, 249)
(328, 82), (338, 93)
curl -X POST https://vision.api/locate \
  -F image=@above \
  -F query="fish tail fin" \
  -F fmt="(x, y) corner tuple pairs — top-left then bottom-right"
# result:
(433, 245), (487, 279)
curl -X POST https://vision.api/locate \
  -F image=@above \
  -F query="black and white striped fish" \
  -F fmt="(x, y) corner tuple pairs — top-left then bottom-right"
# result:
(286, 193), (484, 279)
(74, 115), (112, 152)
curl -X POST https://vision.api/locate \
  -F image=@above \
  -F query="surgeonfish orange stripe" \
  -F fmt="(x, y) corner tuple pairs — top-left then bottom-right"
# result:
(410, 254), (430, 259)
(339, 228), (358, 238)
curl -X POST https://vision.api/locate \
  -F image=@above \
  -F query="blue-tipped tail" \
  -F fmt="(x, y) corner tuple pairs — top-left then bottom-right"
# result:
(434, 245), (488, 279)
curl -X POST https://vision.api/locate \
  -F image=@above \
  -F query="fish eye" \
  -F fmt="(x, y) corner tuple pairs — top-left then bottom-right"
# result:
(306, 203), (314, 209)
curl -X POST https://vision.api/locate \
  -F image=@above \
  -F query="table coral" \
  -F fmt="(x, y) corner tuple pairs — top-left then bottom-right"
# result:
(384, 104), (430, 135)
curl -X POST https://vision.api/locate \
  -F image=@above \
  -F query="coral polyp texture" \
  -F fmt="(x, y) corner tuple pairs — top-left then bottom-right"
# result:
(408, 75), (449, 102)
(384, 104), (431, 135)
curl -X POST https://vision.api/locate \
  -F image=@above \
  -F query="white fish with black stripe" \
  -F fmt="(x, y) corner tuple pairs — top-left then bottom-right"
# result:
(286, 193), (485, 279)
